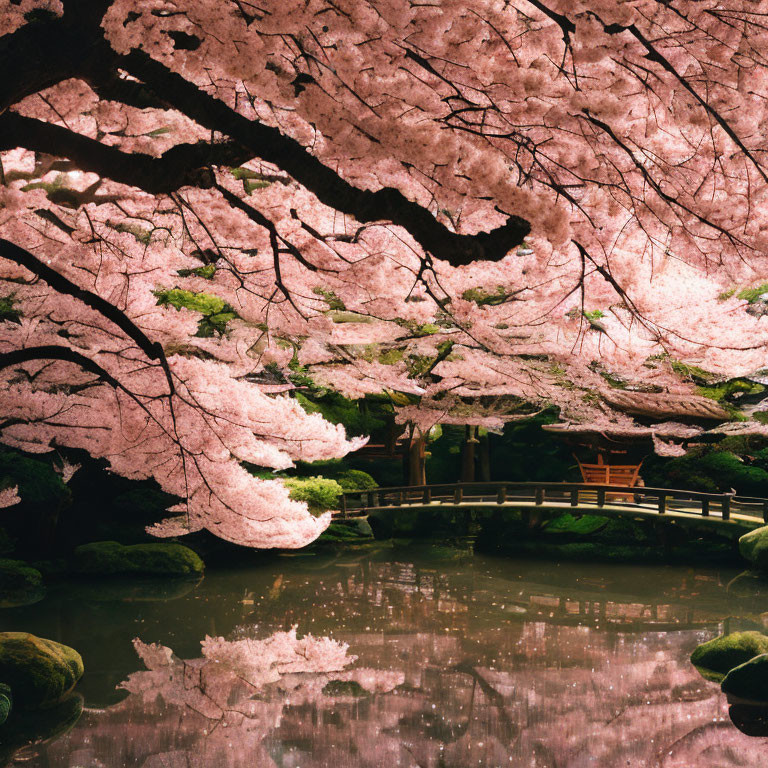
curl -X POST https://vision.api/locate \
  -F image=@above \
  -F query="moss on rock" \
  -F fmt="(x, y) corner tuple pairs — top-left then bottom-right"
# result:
(721, 654), (768, 703)
(0, 559), (44, 607)
(72, 541), (204, 576)
(740, 526), (768, 570)
(0, 683), (11, 725)
(0, 633), (83, 710)
(322, 679), (368, 697)
(691, 632), (768, 682)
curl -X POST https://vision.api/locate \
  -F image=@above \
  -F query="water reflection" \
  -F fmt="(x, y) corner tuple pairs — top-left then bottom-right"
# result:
(4, 546), (768, 767)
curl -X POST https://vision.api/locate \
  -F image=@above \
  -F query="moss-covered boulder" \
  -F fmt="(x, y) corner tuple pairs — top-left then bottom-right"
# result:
(691, 632), (768, 682)
(0, 633), (83, 710)
(0, 683), (11, 725)
(722, 654), (768, 704)
(0, 559), (44, 607)
(72, 540), (204, 576)
(739, 526), (768, 570)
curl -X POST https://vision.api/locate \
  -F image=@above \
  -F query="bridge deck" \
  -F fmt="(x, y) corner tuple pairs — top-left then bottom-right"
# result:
(335, 481), (768, 532)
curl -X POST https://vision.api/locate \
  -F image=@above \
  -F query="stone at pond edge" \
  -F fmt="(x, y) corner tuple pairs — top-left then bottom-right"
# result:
(722, 654), (768, 704)
(0, 633), (83, 710)
(690, 631), (768, 682)
(0, 683), (11, 724)
(739, 526), (768, 570)
(72, 541), (204, 576)
(0, 558), (44, 607)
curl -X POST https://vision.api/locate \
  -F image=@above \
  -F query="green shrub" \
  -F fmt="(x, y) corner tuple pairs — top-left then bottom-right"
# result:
(335, 469), (378, 492)
(283, 477), (343, 515)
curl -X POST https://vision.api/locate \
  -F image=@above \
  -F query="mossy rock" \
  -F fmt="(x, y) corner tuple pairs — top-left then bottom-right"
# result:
(0, 633), (83, 710)
(317, 520), (374, 544)
(322, 679), (368, 697)
(691, 632), (768, 683)
(0, 559), (44, 608)
(739, 526), (768, 570)
(0, 693), (82, 764)
(0, 683), (11, 725)
(72, 541), (204, 576)
(722, 654), (768, 704)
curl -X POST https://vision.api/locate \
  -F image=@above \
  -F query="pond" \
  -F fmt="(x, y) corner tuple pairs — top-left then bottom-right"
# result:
(2, 541), (768, 767)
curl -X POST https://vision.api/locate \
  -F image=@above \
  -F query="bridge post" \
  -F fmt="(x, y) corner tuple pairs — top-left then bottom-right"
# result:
(340, 494), (347, 519)
(764, 500), (768, 523)
(570, 489), (578, 507)
(701, 499), (709, 517)
(722, 496), (731, 521)
(535, 487), (544, 505)
(658, 495), (666, 514)
(496, 486), (506, 504)
(372, 491), (379, 507)
(454, 486), (463, 504)
(597, 488), (606, 508)
(422, 487), (431, 504)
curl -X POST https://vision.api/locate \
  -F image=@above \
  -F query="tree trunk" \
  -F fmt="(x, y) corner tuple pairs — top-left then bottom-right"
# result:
(460, 425), (476, 483)
(408, 431), (427, 486)
(479, 433), (491, 482)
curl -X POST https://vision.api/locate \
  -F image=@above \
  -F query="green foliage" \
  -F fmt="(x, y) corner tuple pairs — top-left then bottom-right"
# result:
(111, 222), (152, 245)
(394, 318), (442, 336)
(643, 449), (768, 495)
(378, 348), (404, 365)
(229, 166), (272, 195)
(0, 452), (69, 509)
(334, 469), (378, 492)
(72, 541), (204, 576)
(718, 287), (737, 301)
(0, 294), (21, 324)
(313, 286), (346, 311)
(697, 378), (765, 402)
(294, 392), (385, 436)
(154, 288), (237, 337)
(282, 476), (343, 515)
(461, 285), (511, 306)
(737, 283), (768, 303)
(0, 632), (83, 710)
(177, 264), (216, 279)
(690, 632), (768, 683)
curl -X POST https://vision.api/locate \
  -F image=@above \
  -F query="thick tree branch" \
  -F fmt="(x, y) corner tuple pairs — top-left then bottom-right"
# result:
(0, 112), (249, 194)
(0, 345), (121, 388)
(119, 50), (531, 266)
(0, 238), (169, 372)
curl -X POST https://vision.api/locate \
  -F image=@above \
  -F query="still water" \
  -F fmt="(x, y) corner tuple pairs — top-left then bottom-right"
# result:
(2, 541), (768, 767)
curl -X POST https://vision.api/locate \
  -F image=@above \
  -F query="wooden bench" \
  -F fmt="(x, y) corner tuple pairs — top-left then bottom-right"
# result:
(576, 455), (642, 502)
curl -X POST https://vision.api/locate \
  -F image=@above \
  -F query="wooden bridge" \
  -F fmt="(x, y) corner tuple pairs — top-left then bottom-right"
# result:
(335, 481), (768, 530)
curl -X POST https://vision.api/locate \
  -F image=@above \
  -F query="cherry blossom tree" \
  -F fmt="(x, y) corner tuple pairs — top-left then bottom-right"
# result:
(3, 0), (768, 545)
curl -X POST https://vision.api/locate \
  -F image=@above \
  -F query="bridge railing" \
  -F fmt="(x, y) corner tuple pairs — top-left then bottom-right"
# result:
(338, 481), (768, 523)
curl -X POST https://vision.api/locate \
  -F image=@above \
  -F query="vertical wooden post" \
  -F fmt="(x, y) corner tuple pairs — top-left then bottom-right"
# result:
(497, 486), (507, 504)
(422, 487), (431, 504)
(701, 498), (709, 517)
(658, 495), (666, 514)
(570, 489), (579, 507)
(535, 487), (544, 505)
(722, 496), (731, 521)
(372, 491), (379, 508)
(340, 494), (347, 519)
(454, 486), (463, 504)
(763, 500), (768, 523)
(597, 488), (606, 508)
